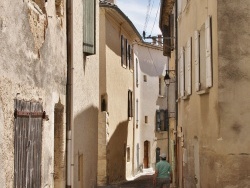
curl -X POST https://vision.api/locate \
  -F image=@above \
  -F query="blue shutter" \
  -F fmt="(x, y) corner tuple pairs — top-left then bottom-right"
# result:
(83, 0), (96, 55)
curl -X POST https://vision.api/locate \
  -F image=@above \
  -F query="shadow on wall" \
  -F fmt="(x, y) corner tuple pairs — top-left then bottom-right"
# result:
(107, 120), (129, 184)
(74, 105), (99, 188)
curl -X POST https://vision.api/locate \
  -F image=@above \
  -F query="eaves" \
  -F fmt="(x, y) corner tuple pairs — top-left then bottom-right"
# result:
(100, 0), (142, 42)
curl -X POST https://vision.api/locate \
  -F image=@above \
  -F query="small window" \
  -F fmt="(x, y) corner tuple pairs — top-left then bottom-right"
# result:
(101, 94), (107, 112)
(127, 147), (130, 162)
(143, 75), (147, 82)
(145, 116), (148, 124)
(156, 110), (169, 131)
(83, 0), (96, 55)
(159, 76), (165, 96)
(136, 58), (139, 87)
(121, 35), (127, 68)
(128, 90), (133, 118)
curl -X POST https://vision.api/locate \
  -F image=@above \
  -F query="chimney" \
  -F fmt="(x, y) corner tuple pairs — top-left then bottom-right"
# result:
(152, 37), (157, 45)
(158, 35), (163, 46)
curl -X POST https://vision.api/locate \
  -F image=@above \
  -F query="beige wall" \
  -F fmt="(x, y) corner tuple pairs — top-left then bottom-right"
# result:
(0, 0), (67, 187)
(177, 0), (250, 187)
(72, 0), (100, 187)
(99, 8), (136, 184)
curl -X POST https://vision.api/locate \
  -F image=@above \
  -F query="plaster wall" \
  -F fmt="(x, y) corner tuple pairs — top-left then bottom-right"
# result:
(134, 43), (168, 170)
(177, 0), (250, 187)
(0, 0), (67, 187)
(100, 10), (135, 183)
(72, 0), (100, 187)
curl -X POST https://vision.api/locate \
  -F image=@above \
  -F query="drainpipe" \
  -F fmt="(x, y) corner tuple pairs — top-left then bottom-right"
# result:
(66, 0), (73, 187)
(174, 1), (178, 187)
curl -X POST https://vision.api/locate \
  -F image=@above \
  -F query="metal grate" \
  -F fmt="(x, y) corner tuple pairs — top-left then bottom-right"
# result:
(14, 99), (43, 188)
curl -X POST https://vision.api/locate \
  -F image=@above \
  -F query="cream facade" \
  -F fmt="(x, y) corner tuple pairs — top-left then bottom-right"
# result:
(98, 1), (141, 185)
(161, 0), (250, 187)
(133, 42), (169, 174)
(0, 0), (67, 187)
(70, 0), (100, 188)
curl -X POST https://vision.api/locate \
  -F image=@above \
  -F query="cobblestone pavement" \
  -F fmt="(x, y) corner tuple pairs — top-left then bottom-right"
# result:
(98, 175), (157, 188)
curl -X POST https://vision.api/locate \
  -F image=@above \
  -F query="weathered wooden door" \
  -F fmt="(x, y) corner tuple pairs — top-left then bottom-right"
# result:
(14, 99), (43, 188)
(143, 141), (149, 168)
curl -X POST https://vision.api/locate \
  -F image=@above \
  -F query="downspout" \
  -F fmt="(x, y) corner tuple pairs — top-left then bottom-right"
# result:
(174, 1), (178, 187)
(66, 0), (73, 187)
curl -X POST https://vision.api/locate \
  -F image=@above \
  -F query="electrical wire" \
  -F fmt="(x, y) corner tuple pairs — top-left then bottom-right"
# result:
(150, 0), (161, 36)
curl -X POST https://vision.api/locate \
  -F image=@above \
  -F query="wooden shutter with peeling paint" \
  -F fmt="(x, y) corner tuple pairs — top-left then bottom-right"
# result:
(205, 16), (212, 87)
(194, 30), (200, 91)
(83, 0), (96, 55)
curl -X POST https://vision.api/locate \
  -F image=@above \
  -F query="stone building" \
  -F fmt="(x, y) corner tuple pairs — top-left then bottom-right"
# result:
(97, 0), (141, 185)
(133, 41), (169, 173)
(0, 0), (100, 187)
(0, 0), (67, 187)
(160, 0), (250, 187)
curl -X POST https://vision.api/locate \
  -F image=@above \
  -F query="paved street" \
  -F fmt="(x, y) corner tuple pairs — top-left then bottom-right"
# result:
(98, 175), (154, 188)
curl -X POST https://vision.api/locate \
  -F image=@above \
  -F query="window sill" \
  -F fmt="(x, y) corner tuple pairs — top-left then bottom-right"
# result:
(182, 95), (190, 100)
(197, 89), (209, 95)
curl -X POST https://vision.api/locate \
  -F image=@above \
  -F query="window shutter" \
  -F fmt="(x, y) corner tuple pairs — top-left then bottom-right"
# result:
(164, 110), (169, 131)
(194, 30), (200, 91)
(180, 48), (185, 97)
(156, 110), (161, 131)
(205, 16), (212, 88)
(129, 45), (134, 70)
(124, 39), (128, 68)
(136, 58), (139, 87)
(121, 35), (124, 66)
(186, 38), (192, 95)
(128, 90), (133, 117)
(83, 0), (95, 55)
(127, 43), (130, 68)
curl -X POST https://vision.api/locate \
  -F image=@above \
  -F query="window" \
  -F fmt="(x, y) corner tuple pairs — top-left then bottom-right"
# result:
(127, 147), (130, 162)
(128, 44), (134, 71)
(83, 0), (96, 55)
(159, 76), (166, 96)
(156, 109), (169, 131)
(128, 90), (133, 118)
(179, 37), (192, 98)
(136, 99), (139, 127)
(156, 147), (161, 163)
(14, 99), (43, 187)
(145, 116), (148, 124)
(185, 37), (192, 96)
(136, 58), (139, 87)
(195, 16), (212, 91)
(101, 94), (107, 112)
(143, 75), (147, 82)
(121, 35), (127, 68)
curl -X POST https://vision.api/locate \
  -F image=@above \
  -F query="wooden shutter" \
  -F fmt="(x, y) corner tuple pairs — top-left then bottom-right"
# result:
(136, 58), (139, 87)
(129, 45), (134, 70)
(121, 35), (124, 66)
(83, 0), (95, 55)
(194, 30), (200, 91)
(164, 110), (169, 131)
(128, 90), (133, 117)
(156, 110), (161, 131)
(180, 48), (185, 97)
(186, 38), (192, 95)
(205, 16), (212, 88)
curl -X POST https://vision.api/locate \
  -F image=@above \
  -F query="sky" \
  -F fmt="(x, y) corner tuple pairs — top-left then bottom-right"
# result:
(116, 0), (162, 40)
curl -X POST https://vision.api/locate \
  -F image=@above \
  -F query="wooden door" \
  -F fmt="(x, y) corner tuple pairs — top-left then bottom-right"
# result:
(143, 141), (149, 168)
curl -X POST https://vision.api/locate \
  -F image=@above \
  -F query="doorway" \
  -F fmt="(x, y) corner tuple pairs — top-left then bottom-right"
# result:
(143, 141), (150, 168)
